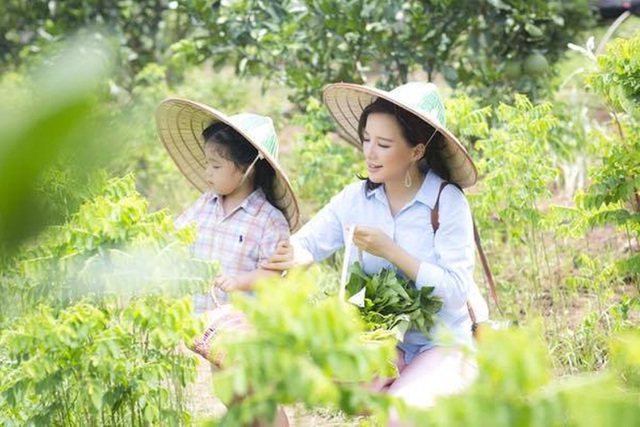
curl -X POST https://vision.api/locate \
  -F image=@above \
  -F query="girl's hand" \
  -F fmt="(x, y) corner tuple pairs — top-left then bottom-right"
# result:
(213, 275), (240, 292)
(260, 240), (294, 271)
(352, 226), (395, 258)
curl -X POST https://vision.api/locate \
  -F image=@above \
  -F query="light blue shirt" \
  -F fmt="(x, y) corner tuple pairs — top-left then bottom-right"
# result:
(295, 170), (488, 353)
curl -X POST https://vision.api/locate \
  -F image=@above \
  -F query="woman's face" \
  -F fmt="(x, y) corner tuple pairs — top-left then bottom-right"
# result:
(361, 112), (423, 185)
(203, 142), (245, 195)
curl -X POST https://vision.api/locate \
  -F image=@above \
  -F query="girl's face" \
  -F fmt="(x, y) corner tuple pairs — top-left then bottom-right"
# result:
(361, 112), (424, 185)
(203, 142), (246, 196)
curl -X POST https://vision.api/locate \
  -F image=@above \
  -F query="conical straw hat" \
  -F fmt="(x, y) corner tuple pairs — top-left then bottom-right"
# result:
(323, 82), (477, 188)
(156, 97), (300, 230)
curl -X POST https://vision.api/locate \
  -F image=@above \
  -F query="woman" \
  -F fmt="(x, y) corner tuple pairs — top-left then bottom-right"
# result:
(263, 82), (488, 416)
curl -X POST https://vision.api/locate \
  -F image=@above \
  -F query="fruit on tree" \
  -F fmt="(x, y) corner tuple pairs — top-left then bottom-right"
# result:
(523, 52), (549, 76)
(503, 60), (522, 80)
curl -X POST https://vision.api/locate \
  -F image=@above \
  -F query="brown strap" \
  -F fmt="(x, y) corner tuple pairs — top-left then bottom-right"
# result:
(466, 301), (477, 325)
(431, 182), (502, 315)
(467, 301), (480, 338)
(430, 181), (448, 233)
(472, 218), (502, 314)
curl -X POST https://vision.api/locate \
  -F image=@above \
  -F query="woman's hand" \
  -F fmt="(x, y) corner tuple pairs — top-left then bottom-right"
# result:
(353, 226), (421, 282)
(260, 240), (294, 271)
(213, 275), (240, 292)
(352, 226), (395, 258)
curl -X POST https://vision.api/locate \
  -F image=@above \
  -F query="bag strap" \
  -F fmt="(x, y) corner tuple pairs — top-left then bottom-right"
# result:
(431, 182), (502, 316)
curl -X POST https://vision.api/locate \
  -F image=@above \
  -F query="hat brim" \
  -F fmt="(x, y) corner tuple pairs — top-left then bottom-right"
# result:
(323, 83), (478, 188)
(156, 97), (300, 231)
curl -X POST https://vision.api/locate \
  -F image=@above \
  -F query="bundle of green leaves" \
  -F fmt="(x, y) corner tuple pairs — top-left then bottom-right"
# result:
(344, 262), (443, 339)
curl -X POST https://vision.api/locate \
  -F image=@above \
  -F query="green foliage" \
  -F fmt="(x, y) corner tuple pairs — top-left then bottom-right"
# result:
(0, 174), (216, 425)
(472, 95), (559, 241)
(458, 0), (595, 103)
(288, 99), (364, 213)
(344, 262), (442, 338)
(0, 37), (115, 256)
(179, 0), (594, 107)
(0, 0), (595, 106)
(610, 332), (640, 389)
(0, 296), (199, 426)
(210, 271), (397, 426)
(587, 33), (640, 114)
(0, 0), (190, 86)
(444, 93), (493, 148)
(576, 116), (640, 223)
(1, 174), (217, 321)
(551, 309), (608, 374)
(564, 32), (640, 283)
(548, 249), (640, 374)
(582, 32), (640, 210)
(403, 327), (640, 426)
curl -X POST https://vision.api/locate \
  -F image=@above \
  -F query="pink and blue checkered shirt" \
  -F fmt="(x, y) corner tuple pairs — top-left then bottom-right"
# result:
(176, 188), (289, 307)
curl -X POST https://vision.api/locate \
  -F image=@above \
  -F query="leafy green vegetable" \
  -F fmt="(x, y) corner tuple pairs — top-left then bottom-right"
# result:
(344, 262), (443, 339)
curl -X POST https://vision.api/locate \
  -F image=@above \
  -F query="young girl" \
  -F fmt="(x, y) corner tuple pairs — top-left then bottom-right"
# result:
(156, 97), (299, 337)
(156, 99), (297, 426)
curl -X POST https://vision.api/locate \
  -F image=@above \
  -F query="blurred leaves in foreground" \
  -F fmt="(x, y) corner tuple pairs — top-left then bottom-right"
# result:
(196, 276), (640, 426)
(404, 327), (640, 427)
(0, 34), (118, 257)
(210, 271), (397, 426)
(1, 174), (217, 322)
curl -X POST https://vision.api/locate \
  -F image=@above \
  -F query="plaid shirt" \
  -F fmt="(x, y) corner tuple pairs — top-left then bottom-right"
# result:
(176, 188), (289, 307)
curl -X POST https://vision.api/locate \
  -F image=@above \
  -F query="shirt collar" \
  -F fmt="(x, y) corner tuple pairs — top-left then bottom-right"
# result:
(204, 188), (267, 216)
(363, 169), (444, 209)
(240, 188), (267, 215)
(364, 180), (385, 202)
(419, 169), (446, 209)
(205, 192), (219, 204)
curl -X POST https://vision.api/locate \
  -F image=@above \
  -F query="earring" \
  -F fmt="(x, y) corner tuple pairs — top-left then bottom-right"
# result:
(404, 169), (412, 188)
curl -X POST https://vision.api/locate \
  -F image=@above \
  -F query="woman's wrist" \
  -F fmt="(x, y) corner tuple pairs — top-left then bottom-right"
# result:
(386, 244), (420, 283)
(383, 241), (402, 265)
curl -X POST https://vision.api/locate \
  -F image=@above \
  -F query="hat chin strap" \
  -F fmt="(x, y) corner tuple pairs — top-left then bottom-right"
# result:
(237, 152), (264, 189)
(424, 128), (438, 147)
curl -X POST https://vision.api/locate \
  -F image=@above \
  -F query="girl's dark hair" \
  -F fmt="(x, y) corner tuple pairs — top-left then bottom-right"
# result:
(356, 98), (450, 190)
(202, 121), (280, 209)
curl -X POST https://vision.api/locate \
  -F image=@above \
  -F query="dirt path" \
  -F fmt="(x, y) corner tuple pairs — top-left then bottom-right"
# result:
(185, 358), (226, 422)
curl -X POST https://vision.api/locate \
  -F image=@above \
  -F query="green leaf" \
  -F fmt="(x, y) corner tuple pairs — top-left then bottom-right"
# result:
(344, 265), (442, 335)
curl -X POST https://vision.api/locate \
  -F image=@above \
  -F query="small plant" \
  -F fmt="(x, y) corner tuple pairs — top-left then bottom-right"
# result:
(0, 297), (200, 426)
(469, 94), (560, 318)
(564, 32), (640, 302)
